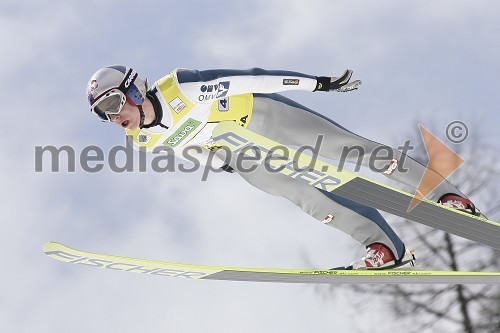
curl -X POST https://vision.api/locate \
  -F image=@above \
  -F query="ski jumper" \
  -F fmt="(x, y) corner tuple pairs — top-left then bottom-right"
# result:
(127, 68), (466, 260)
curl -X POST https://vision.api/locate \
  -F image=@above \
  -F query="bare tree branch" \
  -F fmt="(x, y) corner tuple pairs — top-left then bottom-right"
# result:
(312, 123), (500, 333)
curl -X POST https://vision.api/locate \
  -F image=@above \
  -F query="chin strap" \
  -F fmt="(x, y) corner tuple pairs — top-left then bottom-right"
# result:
(137, 78), (149, 129)
(138, 104), (145, 129)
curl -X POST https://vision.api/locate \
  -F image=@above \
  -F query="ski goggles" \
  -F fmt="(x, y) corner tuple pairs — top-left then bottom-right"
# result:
(90, 89), (127, 122)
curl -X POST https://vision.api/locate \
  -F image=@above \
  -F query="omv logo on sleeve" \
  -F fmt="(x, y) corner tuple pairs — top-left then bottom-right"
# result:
(198, 81), (230, 102)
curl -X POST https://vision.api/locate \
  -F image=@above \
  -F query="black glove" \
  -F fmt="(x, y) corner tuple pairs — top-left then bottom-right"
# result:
(314, 69), (362, 92)
(221, 164), (235, 173)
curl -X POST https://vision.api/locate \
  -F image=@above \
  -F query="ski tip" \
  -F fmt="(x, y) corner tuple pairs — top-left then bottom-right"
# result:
(43, 241), (54, 252)
(43, 241), (63, 253)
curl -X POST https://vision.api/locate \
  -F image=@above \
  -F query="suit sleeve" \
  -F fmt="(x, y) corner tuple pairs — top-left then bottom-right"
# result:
(175, 68), (319, 104)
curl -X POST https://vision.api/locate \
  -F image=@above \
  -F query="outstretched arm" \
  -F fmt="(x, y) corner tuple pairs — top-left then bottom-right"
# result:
(175, 68), (362, 103)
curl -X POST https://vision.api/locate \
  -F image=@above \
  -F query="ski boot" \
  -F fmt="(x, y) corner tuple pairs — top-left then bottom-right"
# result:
(350, 243), (416, 270)
(438, 193), (481, 217)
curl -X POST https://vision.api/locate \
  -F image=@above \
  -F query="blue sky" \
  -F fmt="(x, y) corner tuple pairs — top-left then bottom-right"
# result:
(2, 1), (500, 332)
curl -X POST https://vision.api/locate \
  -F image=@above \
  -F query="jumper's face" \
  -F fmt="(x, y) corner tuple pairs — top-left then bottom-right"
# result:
(109, 101), (140, 130)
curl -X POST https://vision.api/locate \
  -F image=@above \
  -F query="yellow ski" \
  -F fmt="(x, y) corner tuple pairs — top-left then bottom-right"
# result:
(212, 121), (500, 250)
(44, 242), (500, 284)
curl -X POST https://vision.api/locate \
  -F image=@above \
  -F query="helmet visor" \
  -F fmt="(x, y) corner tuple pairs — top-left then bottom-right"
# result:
(90, 89), (127, 122)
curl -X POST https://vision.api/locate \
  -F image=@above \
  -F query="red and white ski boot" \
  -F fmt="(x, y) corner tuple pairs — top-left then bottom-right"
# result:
(350, 243), (416, 270)
(438, 193), (481, 216)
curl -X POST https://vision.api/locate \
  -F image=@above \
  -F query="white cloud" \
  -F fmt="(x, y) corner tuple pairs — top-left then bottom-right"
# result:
(0, 1), (77, 76)
(192, 0), (500, 67)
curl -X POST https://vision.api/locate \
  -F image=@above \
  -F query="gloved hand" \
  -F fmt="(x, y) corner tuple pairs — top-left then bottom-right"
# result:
(314, 69), (362, 92)
(221, 164), (235, 173)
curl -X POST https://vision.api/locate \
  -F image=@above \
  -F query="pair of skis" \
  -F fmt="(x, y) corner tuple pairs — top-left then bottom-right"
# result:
(44, 121), (500, 284)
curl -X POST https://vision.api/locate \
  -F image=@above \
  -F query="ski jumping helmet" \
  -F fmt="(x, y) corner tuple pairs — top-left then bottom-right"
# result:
(86, 65), (148, 128)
